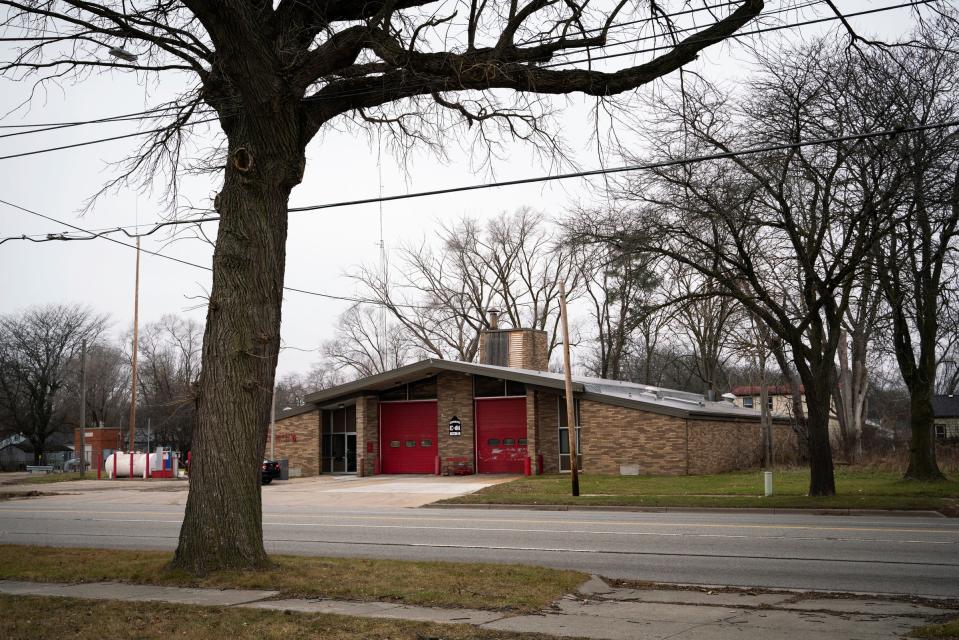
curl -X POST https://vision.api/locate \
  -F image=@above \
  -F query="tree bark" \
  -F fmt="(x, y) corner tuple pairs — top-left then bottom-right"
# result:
(171, 108), (304, 573)
(796, 365), (836, 496)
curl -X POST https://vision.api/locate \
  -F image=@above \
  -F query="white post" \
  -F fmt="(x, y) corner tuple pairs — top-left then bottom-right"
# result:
(763, 470), (773, 497)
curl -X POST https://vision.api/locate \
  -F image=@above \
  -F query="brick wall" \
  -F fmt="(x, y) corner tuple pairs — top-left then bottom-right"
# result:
(578, 400), (688, 475)
(686, 419), (800, 474)
(355, 396), (379, 476)
(537, 390), (560, 473)
(437, 371), (475, 472)
(272, 409), (320, 477)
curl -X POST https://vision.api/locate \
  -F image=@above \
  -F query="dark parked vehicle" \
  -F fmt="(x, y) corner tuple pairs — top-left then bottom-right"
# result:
(261, 459), (281, 485)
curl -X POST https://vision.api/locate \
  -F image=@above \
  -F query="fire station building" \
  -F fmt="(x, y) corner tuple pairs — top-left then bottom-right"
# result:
(271, 325), (798, 477)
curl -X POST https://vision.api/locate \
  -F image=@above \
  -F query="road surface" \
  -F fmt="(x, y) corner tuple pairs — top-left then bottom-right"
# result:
(0, 479), (956, 599)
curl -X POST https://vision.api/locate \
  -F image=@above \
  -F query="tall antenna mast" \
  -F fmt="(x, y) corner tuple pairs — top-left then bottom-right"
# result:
(377, 131), (388, 370)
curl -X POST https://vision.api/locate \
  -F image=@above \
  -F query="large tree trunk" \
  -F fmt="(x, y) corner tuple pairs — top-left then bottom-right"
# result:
(796, 370), (836, 496)
(904, 382), (943, 481)
(172, 109), (303, 573)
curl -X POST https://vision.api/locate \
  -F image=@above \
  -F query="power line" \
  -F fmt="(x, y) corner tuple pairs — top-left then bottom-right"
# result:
(7, 117), (958, 244)
(287, 119), (959, 212)
(0, 198), (429, 309)
(543, 0), (936, 68)
(0, 117), (219, 161)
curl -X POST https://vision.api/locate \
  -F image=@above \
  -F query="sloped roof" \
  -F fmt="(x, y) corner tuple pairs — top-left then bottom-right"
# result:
(933, 395), (959, 418)
(301, 359), (765, 421)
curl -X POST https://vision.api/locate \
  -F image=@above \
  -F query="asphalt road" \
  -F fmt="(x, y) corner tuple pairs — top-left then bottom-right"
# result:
(1, 490), (957, 598)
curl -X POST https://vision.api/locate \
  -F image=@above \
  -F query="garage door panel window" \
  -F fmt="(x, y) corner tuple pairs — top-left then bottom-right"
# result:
(558, 397), (582, 472)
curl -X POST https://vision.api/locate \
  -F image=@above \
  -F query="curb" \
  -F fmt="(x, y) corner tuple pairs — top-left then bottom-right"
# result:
(421, 503), (947, 518)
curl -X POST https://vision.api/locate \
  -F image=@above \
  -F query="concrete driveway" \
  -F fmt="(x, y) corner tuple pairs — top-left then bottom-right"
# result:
(264, 475), (514, 508)
(0, 474), (514, 509)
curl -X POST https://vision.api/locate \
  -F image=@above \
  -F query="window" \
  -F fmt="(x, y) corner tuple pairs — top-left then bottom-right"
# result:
(380, 377), (437, 401)
(557, 397), (582, 472)
(936, 423), (959, 441)
(409, 377), (437, 400)
(743, 397), (754, 408)
(503, 438), (515, 446)
(405, 440), (417, 448)
(474, 375), (526, 397)
(487, 438), (500, 446)
(767, 396), (774, 410)
(420, 439), (433, 448)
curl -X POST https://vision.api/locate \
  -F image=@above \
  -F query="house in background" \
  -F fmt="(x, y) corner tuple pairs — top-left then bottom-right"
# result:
(933, 395), (959, 441)
(272, 317), (800, 478)
(0, 432), (73, 470)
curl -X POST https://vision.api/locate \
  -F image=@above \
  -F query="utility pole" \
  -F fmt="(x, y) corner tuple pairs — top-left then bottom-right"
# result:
(128, 236), (141, 452)
(270, 387), (276, 460)
(79, 339), (86, 477)
(558, 281), (580, 497)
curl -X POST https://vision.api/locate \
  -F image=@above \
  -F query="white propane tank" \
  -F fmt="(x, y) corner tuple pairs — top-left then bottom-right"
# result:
(105, 451), (163, 478)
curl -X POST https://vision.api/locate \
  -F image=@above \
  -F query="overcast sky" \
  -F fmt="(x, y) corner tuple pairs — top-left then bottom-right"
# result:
(0, 1), (922, 376)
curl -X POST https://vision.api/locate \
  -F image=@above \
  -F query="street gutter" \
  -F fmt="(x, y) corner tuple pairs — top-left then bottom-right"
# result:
(422, 503), (948, 517)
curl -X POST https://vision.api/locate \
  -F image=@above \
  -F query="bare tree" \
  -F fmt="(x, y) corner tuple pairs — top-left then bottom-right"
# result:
(1, 0), (766, 570)
(357, 209), (576, 362)
(274, 364), (342, 410)
(61, 342), (130, 431)
(870, 16), (959, 480)
(136, 315), (203, 455)
(569, 211), (659, 380)
(0, 305), (108, 464)
(323, 305), (418, 378)
(670, 267), (740, 395)
(580, 39), (907, 495)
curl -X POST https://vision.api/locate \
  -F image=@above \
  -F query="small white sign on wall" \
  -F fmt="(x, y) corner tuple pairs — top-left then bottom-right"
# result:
(448, 416), (462, 437)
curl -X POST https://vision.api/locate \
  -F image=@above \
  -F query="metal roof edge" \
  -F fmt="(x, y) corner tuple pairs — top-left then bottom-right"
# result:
(579, 391), (690, 418)
(301, 359), (585, 407)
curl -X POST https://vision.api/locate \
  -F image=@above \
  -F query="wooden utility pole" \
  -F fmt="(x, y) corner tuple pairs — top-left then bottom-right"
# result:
(558, 281), (579, 497)
(128, 236), (141, 452)
(79, 339), (86, 477)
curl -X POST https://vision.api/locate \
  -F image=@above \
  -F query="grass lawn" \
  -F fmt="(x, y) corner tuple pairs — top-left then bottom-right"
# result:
(0, 594), (568, 640)
(438, 469), (959, 512)
(0, 545), (585, 613)
(910, 617), (959, 638)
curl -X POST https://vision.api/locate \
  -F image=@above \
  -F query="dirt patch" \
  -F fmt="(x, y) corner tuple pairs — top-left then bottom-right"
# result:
(0, 491), (53, 501)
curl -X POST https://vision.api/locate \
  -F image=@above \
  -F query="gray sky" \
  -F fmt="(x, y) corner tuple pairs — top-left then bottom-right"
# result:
(0, 1), (921, 375)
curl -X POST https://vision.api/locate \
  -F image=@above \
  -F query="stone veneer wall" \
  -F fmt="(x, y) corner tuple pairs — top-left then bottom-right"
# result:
(272, 409), (320, 477)
(355, 396), (379, 477)
(436, 371), (475, 472)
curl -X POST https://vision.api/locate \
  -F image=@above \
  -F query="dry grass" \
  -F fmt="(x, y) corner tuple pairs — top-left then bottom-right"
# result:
(0, 594), (570, 640)
(0, 545), (585, 613)
(910, 617), (959, 638)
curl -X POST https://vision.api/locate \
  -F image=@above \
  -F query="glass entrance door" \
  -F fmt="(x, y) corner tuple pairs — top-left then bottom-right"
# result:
(322, 406), (358, 474)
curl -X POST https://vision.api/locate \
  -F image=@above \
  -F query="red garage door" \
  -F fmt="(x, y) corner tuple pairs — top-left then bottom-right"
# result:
(476, 397), (527, 474)
(380, 401), (437, 474)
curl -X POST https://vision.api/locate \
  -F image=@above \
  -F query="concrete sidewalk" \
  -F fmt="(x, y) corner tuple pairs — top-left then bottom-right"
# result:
(1, 577), (955, 639)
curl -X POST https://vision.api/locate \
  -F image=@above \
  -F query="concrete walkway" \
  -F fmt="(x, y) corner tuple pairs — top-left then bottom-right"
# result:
(1, 577), (955, 639)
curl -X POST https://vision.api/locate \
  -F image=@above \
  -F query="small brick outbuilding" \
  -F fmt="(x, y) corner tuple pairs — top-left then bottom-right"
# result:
(271, 327), (798, 478)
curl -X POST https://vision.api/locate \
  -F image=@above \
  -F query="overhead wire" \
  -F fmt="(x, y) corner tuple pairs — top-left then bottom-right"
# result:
(0, 198), (432, 310)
